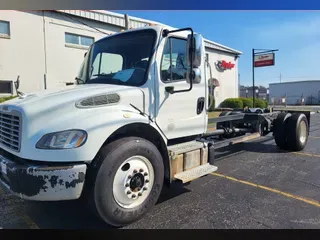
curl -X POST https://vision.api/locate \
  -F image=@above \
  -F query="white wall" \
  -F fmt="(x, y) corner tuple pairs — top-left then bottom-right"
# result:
(0, 10), (122, 94)
(0, 11), (46, 94)
(43, 11), (122, 89)
(205, 47), (239, 107)
(269, 81), (320, 105)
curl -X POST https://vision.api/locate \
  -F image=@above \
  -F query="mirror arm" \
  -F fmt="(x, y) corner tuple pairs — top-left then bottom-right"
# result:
(163, 27), (194, 94)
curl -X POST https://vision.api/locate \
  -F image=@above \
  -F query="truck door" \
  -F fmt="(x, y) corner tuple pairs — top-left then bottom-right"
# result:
(154, 36), (207, 140)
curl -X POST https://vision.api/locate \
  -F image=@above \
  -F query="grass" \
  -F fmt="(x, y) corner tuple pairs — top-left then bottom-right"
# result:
(0, 96), (17, 103)
(207, 111), (222, 131)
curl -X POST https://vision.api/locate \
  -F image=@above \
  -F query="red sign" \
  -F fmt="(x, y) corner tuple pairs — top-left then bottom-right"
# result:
(254, 53), (275, 67)
(216, 60), (235, 71)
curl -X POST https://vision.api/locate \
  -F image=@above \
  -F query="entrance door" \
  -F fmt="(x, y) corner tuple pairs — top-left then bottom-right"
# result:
(155, 36), (207, 140)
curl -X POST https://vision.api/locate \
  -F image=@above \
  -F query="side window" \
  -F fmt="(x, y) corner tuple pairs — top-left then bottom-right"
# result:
(0, 20), (10, 38)
(91, 53), (123, 77)
(161, 38), (187, 82)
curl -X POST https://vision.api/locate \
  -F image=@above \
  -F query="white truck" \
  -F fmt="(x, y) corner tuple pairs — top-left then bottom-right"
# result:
(0, 25), (310, 227)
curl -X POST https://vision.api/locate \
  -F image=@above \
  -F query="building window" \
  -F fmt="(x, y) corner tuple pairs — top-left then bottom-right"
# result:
(65, 33), (94, 48)
(161, 37), (188, 82)
(91, 53), (123, 76)
(0, 20), (10, 38)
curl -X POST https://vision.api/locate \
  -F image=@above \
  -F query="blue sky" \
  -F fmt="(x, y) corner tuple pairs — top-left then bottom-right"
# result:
(115, 11), (320, 87)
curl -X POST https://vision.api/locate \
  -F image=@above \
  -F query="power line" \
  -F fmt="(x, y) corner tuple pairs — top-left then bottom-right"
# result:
(57, 11), (110, 36)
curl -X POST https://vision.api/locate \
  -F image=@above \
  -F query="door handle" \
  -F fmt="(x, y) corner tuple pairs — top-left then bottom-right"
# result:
(197, 97), (205, 115)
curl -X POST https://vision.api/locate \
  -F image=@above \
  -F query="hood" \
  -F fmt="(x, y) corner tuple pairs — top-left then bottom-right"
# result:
(1, 84), (145, 134)
(5, 84), (135, 108)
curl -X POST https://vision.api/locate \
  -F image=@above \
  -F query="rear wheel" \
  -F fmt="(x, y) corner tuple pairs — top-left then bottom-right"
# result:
(87, 137), (164, 227)
(273, 112), (291, 150)
(286, 113), (309, 151)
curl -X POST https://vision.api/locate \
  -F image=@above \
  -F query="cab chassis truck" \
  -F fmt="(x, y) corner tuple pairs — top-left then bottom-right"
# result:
(0, 25), (310, 227)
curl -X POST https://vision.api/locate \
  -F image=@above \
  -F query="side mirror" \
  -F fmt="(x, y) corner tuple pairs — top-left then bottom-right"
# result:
(186, 68), (201, 84)
(186, 33), (203, 84)
(186, 33), (203, 68)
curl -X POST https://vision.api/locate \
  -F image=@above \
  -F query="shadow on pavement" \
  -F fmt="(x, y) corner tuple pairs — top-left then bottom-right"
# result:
(213, 136), (289, 162)
(23, 181), (190, 229)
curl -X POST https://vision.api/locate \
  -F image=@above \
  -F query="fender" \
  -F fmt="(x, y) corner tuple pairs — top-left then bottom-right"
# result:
(18, 106), (167, 163)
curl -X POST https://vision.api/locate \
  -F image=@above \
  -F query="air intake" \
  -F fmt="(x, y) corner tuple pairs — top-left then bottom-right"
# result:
(76, 93), (120, 108)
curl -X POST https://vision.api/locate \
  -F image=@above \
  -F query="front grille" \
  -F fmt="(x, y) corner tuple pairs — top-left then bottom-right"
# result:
(0, 110), (21, 152)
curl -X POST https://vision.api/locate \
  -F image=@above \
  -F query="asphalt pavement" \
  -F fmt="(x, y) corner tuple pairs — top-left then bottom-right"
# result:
(1, 114), (320, 229)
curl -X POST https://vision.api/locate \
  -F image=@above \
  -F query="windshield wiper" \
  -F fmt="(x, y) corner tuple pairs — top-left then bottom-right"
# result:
(75, 77), (85, 84)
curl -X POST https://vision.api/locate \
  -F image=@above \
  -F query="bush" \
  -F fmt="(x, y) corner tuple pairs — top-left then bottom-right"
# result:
(239, 97), (253, 108)
(0, 96), (17, 103)
(254, 98), (267, 108)
(220, 98), (243, 109)
(208, 96), (215, 112)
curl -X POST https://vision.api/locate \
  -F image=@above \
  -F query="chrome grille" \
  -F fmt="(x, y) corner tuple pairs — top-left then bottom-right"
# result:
(0, 110), (21, 152)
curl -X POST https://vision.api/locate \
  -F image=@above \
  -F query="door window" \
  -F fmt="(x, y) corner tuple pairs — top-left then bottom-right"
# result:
(161, 38), (188, 82)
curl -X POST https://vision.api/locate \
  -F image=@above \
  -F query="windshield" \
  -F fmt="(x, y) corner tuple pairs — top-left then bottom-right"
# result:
(77, 29), (157, 87)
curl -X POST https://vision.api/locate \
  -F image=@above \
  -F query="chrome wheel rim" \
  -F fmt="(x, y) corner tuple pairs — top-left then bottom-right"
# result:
(299, 120), (307, 144)
(113, 155), (154, 209)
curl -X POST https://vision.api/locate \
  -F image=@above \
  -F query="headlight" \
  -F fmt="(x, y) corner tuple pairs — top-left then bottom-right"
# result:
(36, 130), (87, 149)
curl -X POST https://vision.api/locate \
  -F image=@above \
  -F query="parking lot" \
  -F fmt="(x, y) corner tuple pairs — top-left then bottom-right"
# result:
(1, 114), (320, 229)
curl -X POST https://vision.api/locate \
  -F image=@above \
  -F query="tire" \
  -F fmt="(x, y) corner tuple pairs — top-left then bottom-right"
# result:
(273, 112), (291, 150)
(86, 137), (164, 227)
(286, 113), (309, 151)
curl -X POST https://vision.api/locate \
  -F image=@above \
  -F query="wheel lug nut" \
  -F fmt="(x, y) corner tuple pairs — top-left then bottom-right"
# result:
(144, 172), (148, 176)
(132, 194), (136, 198)
(137, 187), (141, 191)
(138, 193), (142, 196)
(139, 168), (144, 172)
(143, 187), (147, 191)
(125, 183), (129, 187)
(133, 169), (138, 174)
(128, 175), (132, 179)
(145, 179), (149, 183)
(127, 190), (131, 194)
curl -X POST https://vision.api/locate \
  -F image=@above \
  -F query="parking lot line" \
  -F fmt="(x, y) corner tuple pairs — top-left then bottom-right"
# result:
(20, 214), (40, 229)
(210, 172), (320, 208)
(293, 152), (320, 158)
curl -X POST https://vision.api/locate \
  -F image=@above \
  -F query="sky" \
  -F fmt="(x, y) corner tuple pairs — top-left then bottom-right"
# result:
(114, 11), (320, 87)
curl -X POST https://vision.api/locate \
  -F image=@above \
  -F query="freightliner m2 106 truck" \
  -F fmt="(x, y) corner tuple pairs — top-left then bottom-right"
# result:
(0, 25), (310, 227)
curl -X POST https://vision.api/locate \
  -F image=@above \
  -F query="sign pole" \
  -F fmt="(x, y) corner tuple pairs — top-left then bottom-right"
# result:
(252, 48), (255, 108)
(252, 48), (278, 109)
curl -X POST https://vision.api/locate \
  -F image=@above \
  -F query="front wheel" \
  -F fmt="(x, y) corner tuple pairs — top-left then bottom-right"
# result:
(87, 137), (164, 227)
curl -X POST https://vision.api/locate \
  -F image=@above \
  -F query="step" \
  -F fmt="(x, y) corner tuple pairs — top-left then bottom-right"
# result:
(168, 141), (205, 156)
(174, 163), (218, 183)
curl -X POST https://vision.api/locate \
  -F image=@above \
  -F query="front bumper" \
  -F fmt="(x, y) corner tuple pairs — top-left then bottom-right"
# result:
(0, 151), (87, 201)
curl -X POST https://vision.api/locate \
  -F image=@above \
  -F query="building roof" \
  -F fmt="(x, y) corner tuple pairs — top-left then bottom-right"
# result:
(56, 10), (242, 55)
(269, 80), (320, 86)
